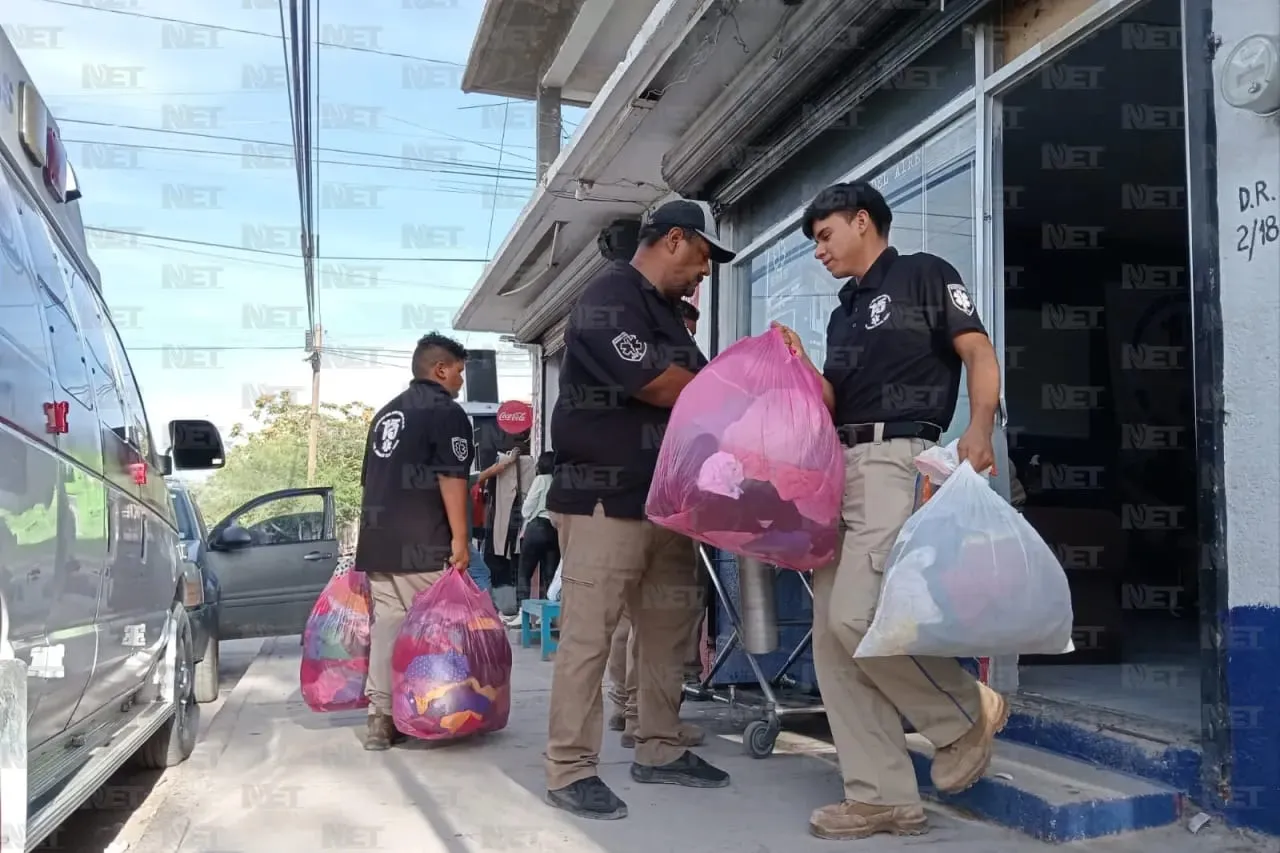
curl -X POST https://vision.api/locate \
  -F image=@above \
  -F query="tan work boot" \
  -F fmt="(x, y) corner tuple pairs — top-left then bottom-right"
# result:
(808, 800), (928, 839)
(621, 723), (704, 749)
(930, 682), (1010, 794)
(364, 712), (399, 751)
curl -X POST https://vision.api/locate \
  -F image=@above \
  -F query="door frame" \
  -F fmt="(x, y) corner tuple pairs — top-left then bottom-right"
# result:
(973, 0), (1227, 795)
(205, 486), (338, 640)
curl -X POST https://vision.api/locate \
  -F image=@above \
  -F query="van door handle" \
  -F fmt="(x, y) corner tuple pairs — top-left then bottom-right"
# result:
(302, 551), (332, 561)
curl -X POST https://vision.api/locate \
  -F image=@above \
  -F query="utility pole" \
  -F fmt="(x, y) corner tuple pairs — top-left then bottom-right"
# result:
(306, 323), (322, 485)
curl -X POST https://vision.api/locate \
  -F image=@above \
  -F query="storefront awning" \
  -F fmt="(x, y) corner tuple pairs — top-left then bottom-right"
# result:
(453, 0), (802, 341)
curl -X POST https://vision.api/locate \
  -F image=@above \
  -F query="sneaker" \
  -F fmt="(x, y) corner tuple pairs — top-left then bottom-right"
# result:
(607, 712), (628, 732)
(621, 724), (704, 749)
(808, 801), (928, 839)
(630, 750), (729, 788)
(930, 682), (1010, 794)
(545, 777), (628, 820)
(363, 713), (401, 751)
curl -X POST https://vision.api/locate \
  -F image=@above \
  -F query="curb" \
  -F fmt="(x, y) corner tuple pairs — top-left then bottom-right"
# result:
(120, 637), (281, 853)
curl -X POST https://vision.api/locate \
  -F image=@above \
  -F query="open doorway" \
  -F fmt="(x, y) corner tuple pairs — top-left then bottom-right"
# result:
(998, 0), (1200, 735)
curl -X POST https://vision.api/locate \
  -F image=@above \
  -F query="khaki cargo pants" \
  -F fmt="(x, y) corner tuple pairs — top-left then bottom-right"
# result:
(607, 590), (705, 724)
(813, 433), (982, 806)
(546, 504), (701, 790)
(364, 571), (444, 715)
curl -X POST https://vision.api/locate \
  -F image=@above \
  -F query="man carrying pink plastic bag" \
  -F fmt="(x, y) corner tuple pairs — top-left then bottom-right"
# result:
(543, 199), (733, 821)
(355, 333), (476, 751)
(773, 181), (1009, 841)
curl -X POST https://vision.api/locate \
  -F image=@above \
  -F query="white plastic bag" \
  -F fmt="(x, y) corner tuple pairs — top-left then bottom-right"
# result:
(546, 563), (563, 602)
(856, 459), (1074, 659)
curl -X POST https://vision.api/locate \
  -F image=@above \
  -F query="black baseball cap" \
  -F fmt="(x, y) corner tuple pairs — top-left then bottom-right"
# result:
(644, 198), (736, 264)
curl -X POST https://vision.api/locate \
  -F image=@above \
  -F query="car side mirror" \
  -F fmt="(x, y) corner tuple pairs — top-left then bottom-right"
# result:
(158, 455), (174, 477)
(218, 526), (252, 549)
(168, 419), (226, 471)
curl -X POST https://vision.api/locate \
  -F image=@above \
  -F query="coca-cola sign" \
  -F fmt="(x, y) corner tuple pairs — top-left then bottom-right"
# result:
(496, 400), (533, 434)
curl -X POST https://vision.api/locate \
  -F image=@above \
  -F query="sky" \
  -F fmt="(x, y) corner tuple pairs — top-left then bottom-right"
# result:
(4, 0), (585, 442)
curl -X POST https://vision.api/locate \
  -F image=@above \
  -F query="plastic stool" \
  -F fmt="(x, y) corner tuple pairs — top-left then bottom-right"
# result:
(520, 599), (561, 660)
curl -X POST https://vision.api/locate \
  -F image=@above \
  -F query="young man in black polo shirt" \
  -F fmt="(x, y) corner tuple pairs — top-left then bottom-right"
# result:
(355, 332), (475, 751)
(544, 199), (734, 820)
(774, 181), (1006, 839)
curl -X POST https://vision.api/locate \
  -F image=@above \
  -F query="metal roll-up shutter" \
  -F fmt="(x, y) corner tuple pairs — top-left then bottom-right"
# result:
(710, 0), (989, 208)
(540, 313), (571, 357)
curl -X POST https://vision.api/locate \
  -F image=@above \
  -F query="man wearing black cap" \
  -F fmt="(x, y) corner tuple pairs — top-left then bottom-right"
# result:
(544, 198), (734, 820)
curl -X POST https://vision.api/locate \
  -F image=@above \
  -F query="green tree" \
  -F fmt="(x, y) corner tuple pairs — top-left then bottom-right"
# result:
(193, 392), (372, 534)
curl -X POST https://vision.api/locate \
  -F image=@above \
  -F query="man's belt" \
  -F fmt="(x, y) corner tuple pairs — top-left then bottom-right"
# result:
(837, 422), (942, 447)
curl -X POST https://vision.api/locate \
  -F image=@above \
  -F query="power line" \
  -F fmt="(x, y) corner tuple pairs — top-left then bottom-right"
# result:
(85, 226), (491, 262)
(100, 235), (479, 290)
(33, 0), (462, 66)
(485, 100), (509, 257)
(58, 118), (536, 179)
(47, 102), (538, 160)
(61, 135), (537, 184)
(88, 230), (484, 286)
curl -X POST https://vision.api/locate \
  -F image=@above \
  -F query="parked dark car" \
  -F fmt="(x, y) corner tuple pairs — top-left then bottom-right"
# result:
(165, 481), (343, 703)
(167, 480), (222, 703)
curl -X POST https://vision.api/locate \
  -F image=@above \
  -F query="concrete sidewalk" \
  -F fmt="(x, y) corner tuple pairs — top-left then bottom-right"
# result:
(124, 639), (1262, 853)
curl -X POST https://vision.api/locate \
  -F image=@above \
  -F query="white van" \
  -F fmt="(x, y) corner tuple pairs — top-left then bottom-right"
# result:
(0, 31), (228, 852)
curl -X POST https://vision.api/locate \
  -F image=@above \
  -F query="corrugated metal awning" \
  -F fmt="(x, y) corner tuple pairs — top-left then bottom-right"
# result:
(540, 313), (572, 356)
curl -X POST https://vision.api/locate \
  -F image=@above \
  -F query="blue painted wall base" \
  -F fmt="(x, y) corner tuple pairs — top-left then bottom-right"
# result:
(1222, 605), (1280, 836)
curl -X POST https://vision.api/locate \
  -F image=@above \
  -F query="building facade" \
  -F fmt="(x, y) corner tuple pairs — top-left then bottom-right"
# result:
(456, 0), (1280, 836)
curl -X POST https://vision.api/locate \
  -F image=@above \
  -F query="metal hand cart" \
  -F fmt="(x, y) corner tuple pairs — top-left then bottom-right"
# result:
(683, 546), (826, 758)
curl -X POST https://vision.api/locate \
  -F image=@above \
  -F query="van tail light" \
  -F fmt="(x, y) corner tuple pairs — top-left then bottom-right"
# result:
(182, 575), (204, 608)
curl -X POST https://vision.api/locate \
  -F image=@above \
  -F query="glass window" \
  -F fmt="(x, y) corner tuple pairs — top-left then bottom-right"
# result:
(103, 319), (154, 461)
(37, 277), (93, 407)
(0, 174), (51, 376)
(232, 493), (325, 546)
(743, 114), (978, 374)
(67, 272), (127, 433)
(19, 208), (95, 408)
(169, 487), (197, 539)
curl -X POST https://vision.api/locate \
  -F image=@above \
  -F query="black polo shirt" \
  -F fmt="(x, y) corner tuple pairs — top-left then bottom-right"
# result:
(548, 261), (707, 519)
(822, 247), (986, 429)
(355, 379), (474, 574)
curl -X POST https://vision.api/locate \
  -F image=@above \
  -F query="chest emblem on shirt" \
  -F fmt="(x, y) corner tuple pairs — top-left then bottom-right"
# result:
(451, 436), (469, 462)
(947, 283), (975, 316)
(612, 331), (647, 363)
(865, 294), (892, 329)
(372, 410), (406, 458)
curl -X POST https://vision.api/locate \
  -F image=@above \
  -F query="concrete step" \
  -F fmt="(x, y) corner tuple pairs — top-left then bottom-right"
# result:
(1003, 696), (1204, 799)
(907, 734), (1183, 842)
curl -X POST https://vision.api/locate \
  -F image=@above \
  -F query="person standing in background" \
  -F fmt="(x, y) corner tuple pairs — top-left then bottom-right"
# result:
(476, 433), (534, 614)
(507, 451), (559, 625)
(355, 333), (474, 751)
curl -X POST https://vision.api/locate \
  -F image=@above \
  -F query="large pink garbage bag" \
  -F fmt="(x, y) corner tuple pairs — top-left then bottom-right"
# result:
(646, 327), (844, 570)
(300, 567), (372, 712)
(392, 567), (513, 741)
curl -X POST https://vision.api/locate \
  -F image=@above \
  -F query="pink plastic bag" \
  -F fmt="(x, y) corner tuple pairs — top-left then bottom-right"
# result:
(300, 567), (372, 712)
(646, 327), (844, 570)
(391, 567), (512, 741)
